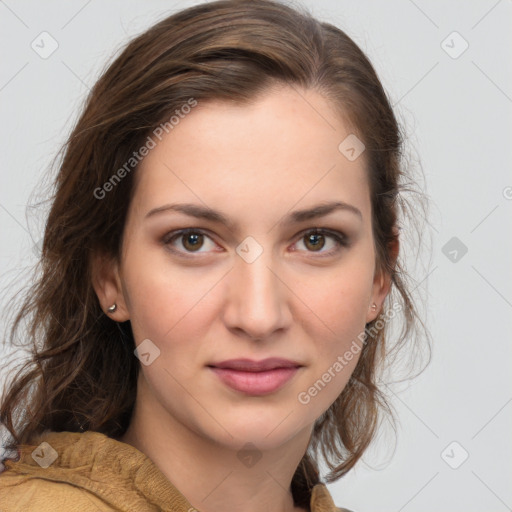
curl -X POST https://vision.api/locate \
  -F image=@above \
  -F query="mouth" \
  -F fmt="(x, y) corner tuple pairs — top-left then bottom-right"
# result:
(207, 358), (302, 395)
(208, 357), (302, 372)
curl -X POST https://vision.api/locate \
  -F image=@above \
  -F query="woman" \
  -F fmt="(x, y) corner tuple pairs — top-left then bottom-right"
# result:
(0, 1), (427, 511)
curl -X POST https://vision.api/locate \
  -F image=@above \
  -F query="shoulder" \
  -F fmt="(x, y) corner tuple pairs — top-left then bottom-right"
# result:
(0, 429), (191, 511)
(0, 430), (130, 511)
(310, 482), (357, 512)
(0, 469), (113, 511)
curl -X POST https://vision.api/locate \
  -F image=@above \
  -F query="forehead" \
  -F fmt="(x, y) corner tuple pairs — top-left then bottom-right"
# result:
(130, 85), (371, 227)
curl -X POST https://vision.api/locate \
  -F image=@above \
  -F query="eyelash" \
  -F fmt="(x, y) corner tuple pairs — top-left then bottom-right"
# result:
(161, 227), (349, 258)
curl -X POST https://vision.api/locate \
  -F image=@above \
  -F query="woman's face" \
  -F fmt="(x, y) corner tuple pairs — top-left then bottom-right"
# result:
(102, 84), (390, 451)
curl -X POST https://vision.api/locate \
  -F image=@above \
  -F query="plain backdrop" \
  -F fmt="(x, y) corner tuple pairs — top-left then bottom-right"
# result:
(1, 1), (511, 511)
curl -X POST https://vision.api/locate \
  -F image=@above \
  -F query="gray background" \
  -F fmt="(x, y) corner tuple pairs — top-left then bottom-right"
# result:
(1, 1), (511, 510)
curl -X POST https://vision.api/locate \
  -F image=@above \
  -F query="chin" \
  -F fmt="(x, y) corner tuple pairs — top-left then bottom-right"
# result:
(205, 410), (311, 449)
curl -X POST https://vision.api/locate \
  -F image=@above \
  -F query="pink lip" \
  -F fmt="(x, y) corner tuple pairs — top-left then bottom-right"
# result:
(208, 358), (302, 395)
(209, 367), (300, 395)
(209, 357), (301, 371)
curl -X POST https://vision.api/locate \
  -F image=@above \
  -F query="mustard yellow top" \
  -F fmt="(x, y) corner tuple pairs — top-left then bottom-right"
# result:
(0, 430), (353, 512)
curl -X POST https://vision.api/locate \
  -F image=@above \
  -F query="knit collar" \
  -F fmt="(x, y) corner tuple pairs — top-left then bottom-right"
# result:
(4, 430), (341, 512)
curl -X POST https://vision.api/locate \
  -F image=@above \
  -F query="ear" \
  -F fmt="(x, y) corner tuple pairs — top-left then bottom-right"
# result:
(366, 226), (399, 323)
(91, 249), (130, 322)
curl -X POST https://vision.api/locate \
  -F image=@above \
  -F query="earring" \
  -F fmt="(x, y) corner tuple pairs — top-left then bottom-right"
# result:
(371, 303), (377, 311)
(107, 303), (117, 314)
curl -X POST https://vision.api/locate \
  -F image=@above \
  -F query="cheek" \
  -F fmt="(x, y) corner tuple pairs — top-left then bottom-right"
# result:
(123, 271), (175, 343)
(294, 260), (373, 339)
(292, 258), (373, 402)
(121, 248), (222, 351)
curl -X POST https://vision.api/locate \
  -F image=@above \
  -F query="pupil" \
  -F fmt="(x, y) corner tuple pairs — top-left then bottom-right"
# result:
(307, 233), (324, 251)
(184, 233), (202, 251)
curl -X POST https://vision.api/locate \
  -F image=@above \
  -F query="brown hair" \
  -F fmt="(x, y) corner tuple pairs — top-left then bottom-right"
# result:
(0, 0), (430, 508)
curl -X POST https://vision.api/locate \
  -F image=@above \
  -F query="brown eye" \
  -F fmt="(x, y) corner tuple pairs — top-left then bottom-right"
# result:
(304, 232), (325, 251)
(163, 229), (218, 256)
(293, 229), (348, 256)
(182, 232), (204, 252)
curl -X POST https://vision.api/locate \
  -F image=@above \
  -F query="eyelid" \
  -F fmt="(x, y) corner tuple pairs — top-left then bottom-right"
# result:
(291, 227), (349, 256)
(162, 228), (221, 257)
(162, 227), (349, 257)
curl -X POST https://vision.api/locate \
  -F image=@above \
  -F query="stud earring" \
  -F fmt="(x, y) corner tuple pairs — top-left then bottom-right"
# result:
(371, 303), (377, 311)
(107, 303), (117, 314)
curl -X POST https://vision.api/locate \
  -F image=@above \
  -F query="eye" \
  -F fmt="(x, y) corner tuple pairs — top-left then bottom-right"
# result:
(292, 229), (348, 256)
(162, 228), (219, 256)
(162, 227), (349, 258)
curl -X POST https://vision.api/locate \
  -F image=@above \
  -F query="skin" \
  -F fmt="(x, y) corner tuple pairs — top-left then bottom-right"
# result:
(92, 83), (396, 512)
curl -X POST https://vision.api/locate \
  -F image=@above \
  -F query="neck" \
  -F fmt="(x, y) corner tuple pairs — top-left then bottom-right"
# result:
(119, 377), (314, 512)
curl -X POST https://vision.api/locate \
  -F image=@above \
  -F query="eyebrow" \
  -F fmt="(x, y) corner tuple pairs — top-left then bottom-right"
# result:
(145, 200), (362, 230)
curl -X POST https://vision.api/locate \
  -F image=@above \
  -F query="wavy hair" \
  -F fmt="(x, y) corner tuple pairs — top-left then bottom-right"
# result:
(0, 1), (430, 509)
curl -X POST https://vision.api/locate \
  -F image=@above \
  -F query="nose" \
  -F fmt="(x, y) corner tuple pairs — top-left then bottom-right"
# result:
(222, 249), (292, 341)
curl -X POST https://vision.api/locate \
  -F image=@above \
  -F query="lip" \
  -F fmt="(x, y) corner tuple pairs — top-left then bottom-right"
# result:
(207, 358), (302, 396)
(208, 357), (301, 371)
